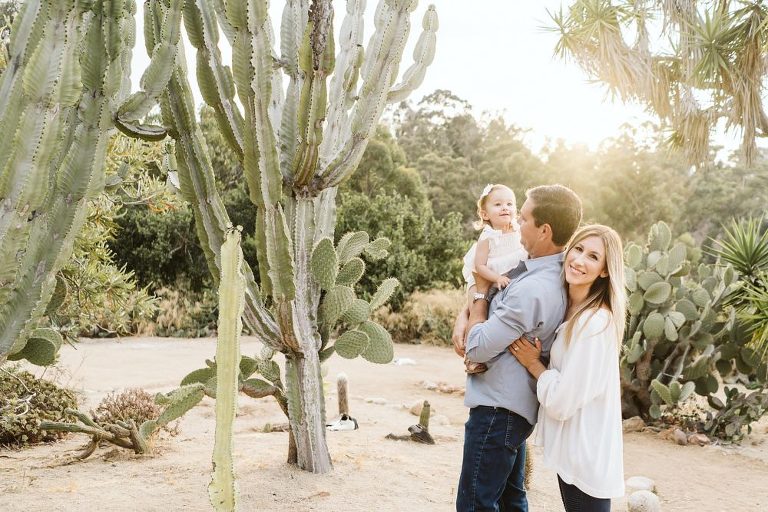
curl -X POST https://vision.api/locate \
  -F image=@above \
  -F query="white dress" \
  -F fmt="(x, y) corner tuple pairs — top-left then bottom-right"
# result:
(534, 308), (625, 499)
(462, 224), (527, 289)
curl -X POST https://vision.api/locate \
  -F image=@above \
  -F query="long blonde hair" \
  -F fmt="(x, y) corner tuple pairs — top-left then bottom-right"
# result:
(562, 224), (626, 348)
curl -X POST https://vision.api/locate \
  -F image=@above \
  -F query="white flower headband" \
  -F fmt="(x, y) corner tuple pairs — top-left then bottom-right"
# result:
(480, 183), (496, 199)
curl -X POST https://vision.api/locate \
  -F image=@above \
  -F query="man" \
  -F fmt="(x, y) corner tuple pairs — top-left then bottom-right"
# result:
(453, 184), (582, 511)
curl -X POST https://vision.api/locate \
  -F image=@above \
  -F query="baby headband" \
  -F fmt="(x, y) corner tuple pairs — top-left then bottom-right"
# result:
(480, 183), (496, 199)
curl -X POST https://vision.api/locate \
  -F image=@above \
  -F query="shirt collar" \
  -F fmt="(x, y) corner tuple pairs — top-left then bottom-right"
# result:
(523, 251), (564, 271)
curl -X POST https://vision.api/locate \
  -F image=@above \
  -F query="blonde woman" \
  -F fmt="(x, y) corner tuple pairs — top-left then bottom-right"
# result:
(510, 224), (626, 511)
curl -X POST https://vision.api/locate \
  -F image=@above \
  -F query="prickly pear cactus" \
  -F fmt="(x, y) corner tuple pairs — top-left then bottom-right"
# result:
(621, 222), (744, 420)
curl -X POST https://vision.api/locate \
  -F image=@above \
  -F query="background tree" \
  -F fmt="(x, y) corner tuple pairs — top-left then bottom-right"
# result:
(554, 0), (768, 165)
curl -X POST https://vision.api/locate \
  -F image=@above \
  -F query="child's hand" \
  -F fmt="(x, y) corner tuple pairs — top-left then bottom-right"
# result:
(496, 276), (511, 289)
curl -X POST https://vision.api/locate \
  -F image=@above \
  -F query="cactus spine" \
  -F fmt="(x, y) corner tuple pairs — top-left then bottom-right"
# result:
(209, 228), (244, 512)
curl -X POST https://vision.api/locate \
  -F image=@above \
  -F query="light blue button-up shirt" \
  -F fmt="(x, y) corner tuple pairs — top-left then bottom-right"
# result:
(464, 252), (567, 425)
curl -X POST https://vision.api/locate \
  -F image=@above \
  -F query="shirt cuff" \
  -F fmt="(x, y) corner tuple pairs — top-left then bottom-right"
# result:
(536, 368), (559, 402)
(465, 323), (482, 352)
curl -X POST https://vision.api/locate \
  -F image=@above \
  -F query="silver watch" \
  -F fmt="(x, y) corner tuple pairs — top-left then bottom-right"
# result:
(472, 292), (489, 303)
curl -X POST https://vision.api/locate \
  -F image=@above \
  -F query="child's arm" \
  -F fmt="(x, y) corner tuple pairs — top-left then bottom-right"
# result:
(474, 239), (510, 288)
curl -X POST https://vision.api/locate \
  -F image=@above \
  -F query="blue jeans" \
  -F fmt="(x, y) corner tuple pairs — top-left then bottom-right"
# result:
(456, 406), (534, 512)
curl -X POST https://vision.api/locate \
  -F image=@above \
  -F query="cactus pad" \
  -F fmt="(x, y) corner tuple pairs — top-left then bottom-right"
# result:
(336, 231), (369, 264)
(336, 257), (365, 286)
(643, 281), (672, 304)
(7, 328), (63, 367)
(369, 277), (400, 310)
(320, 285), (356, 327)
(364, 237), (391, 261)
(311, 238), (338, 290)
(341, 299), (371, 326)
(334, 330), (370, 359)
(359, 321), (394, 364)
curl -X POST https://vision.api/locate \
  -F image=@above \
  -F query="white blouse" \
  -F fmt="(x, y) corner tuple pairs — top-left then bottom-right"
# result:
(462, 224), (527, 288)
(534, 308), (625, 499)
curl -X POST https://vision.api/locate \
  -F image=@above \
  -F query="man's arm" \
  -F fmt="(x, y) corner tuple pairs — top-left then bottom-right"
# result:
(465, 279), (545, 364)
(451, 304), (469, 357)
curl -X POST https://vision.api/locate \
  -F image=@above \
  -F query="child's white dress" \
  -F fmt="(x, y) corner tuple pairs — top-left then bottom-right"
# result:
(462, 224), (527, 289)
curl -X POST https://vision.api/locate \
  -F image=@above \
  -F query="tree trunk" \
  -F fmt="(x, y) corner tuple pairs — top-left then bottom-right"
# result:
(284, 350), (331, 473)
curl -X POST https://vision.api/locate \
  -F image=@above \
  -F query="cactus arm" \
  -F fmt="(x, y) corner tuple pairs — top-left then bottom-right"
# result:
(319, 0), (418, 188)
(0, 0), (44, 121)
(278, 0), (308, 180)
(211, 0), (235, 46)
(160, 63), (281, 347)
(184, 0), (244, 158)
(208, 228), (244, 512)
(291, 0), (334, 187)
(227, 0), (281, 210)
(318, 0), (365, 164)
(115, 0), (183, 126)
(386, 4), (436, 103)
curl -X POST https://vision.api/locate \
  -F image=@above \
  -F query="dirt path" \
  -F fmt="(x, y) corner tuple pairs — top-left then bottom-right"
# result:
(1, 337), (766, 511)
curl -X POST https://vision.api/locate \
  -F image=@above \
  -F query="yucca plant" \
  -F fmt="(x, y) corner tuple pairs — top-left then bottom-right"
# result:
(713, 216), (768, 285)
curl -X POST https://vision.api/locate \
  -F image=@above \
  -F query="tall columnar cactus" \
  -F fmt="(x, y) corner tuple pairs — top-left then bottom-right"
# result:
(621, 222), (749, 419)
(0, 0), (136, 364)
(209, 227), (244, 512)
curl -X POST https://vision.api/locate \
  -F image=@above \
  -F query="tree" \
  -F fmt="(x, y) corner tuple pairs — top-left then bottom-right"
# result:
(0, 0), (439, 474)
(553, 0), (768, 165)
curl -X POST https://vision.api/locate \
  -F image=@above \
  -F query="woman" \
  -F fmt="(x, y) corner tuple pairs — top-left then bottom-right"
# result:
(510, 224), (626, 511)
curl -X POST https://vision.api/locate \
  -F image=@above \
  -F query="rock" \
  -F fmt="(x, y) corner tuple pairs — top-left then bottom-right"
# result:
(626, 476), (656, 493)
(409, 399), (434, 417)
(672, 428), (688, 446)
(393, 357), (416, 365)
(365, 397), (387, 405)
(627, 490), (661, 512)
(623, 416), (646, 433)
(687, 433), (710, 446)
(420, 380), (438, 390)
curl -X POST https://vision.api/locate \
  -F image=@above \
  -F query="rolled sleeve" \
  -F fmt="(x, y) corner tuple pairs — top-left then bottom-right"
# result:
(465, 288), (544, 363)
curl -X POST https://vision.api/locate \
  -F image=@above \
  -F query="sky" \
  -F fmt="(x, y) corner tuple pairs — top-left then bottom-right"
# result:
(131, 1), (710, 153)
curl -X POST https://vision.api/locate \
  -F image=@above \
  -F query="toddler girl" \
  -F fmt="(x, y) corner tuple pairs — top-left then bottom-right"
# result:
(462, 184), (527, 374)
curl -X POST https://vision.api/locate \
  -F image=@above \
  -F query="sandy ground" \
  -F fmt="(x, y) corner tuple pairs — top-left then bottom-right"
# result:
(1, 337), (767, 512)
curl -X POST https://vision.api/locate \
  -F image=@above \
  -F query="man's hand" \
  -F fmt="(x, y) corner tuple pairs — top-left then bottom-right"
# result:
(452, 305), (469, 357)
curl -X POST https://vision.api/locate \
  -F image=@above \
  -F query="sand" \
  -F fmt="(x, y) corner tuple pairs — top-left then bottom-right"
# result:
(1, 337), (767, 511)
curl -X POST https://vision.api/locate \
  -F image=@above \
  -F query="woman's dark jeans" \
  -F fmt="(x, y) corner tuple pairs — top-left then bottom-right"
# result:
(456, 406), (534, 512)
(557, 475), (611, 512)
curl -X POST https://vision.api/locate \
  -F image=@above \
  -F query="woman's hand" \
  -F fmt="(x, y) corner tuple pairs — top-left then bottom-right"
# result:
(509, 337), (546, 379)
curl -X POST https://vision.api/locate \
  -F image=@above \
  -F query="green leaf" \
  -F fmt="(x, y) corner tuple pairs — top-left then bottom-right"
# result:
(370, 278), (400, 310)
(625, 267), (637, 292)
(337, 231), (370, 264)
(674, 299), (698, 321)
(625, 243), (643, 269)
(359, 321), (394, 364)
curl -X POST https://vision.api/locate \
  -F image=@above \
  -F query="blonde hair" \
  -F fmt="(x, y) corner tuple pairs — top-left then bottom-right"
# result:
(473, 184), (516, 230)
(562, 224), (626, 348)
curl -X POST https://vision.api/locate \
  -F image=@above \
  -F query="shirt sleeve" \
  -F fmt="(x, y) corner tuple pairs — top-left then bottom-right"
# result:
(464, 279), (546, 363)
(536, 311), (617, 421)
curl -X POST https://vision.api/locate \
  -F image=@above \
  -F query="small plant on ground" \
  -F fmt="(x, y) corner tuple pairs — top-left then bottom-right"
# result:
(0, 367), (78, 447)
(704, 386), (768, 444)
(93, 388), (178, 436)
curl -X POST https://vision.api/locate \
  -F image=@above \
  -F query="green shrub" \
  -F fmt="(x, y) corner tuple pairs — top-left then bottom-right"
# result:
(0, 368), (78, 446)
(374, 288), (465, 346)
(137, 285), (217, 338)
(336, 191), (466, 310)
